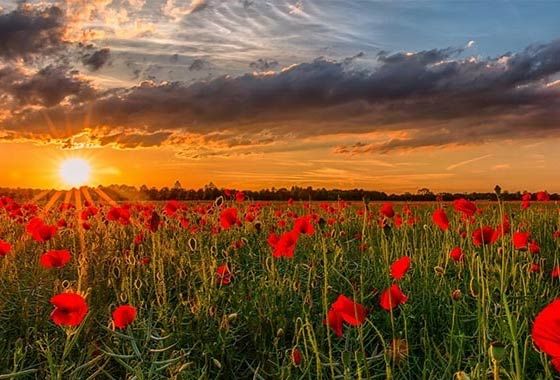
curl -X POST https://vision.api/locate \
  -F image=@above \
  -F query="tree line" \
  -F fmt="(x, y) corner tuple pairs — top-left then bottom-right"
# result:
(1, 183), (557, 203)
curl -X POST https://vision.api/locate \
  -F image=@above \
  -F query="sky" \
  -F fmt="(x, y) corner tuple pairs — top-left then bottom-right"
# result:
(0, 0), (559, 192)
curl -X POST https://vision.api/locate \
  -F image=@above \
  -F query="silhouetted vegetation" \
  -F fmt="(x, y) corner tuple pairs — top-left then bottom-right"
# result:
(1, 184), (557, 203)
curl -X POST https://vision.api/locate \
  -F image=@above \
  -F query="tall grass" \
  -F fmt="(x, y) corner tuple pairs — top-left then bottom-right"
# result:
(0, 199), (558, 379)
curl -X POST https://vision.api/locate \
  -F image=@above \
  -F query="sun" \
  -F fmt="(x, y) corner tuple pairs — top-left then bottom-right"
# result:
(59, 158), (91, 187)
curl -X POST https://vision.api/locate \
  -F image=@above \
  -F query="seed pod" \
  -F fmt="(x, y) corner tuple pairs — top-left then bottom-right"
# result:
(214, 196), (224, 208)
(188, 237), (197, 251)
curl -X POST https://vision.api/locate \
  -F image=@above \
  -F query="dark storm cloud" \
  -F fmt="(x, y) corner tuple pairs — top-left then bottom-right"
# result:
(0, 65), (96, 107)
(82, 48), (111, 71)
(0, 4), (66, 60)
(2, 39), (560, 151)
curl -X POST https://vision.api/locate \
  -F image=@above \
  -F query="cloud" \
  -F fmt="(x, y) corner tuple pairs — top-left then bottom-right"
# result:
(0, 4), (67, 60)
(2, 39), (560, 152)
(188, 58), (211, 71)
(446, 154), (492, 170)
(82, 48), (111, 71)
(249, 59), (279, 71)
(163, 0), (209, 20)
(0, 65), (96, 108)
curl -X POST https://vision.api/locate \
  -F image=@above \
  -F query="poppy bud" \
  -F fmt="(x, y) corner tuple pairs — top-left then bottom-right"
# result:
(451, 289), (462, 301)
(291, 347), (302, 366)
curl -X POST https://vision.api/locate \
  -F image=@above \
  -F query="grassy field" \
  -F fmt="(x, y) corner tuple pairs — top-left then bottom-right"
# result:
(1, 193), (559, 379)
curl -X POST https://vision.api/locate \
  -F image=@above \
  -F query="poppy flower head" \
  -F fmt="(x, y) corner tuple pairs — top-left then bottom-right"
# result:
(432, 208), (449, 231)
(0, 240), (11, 257)
(164, 200), (182, 216)
(235, 191), (245, 203)
(293, 215), (314, 236)
(513, 231), (530, 251)
(532, 299), (560, 371)
(50, 292), (88, 327)
(219, 208), (240, 230)
(529, 240), (541, 255)
(380, 203), (395, 218)
(390, 256), (411, 280)
(536, 191), (550, 202)
(216, 263), (233, 285)
(107, 206), (131, 225)
(324, 295), (367, 336)
(380, 284), (408, 311)
(331, 295), (367, 326)
(112, 305), (137, 329)
(453, 198), (477, 218)
(450, 246), (464, 262)
(472, 226), (497, 247)
(26, 217), (58, 242)
(40, 250), (72, 269)
(273, 230), (299, 258)
(521, 192), (532, 209)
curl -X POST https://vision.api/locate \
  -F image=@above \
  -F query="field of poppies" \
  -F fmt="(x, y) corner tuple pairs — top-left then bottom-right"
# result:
(1, 190), (560, 379)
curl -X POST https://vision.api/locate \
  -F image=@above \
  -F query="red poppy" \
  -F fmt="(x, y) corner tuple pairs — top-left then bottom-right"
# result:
(380, 203), (395, 218)
(432, 208), (449, 231)
(494, 215), (511, 240)
(291, 347), (302, 366)
(50, 292), (88, 327)
(472, 226), (497, 247)
(390, 256), (411, 280)
(532, 299), (560, 371)
(380, 284), (408, 311)
(267, 232), (279, 248)
(324, 295), (367, 336)
(513, 231), (530, 251)
(110, 305), (137, 330)
(529, 263), (541, 273)
(553, 266), (560, 279)
(536, 191), (550, 202)
(80, 206), (99, 221)
(107, 207), (131, 225)
(529, 240), (541, 255)
(293, 215), (314, 236)
(216, 264), (233, 285)
(0, 240), (11, 257)
(235, 191), (245, 203)
(220, 208), (240, 230)
(453, 198), (477, 218)
(394, 214), (403, 228)
(26, 217), (58, 242)
(40, 250), (71, 269)
(273, 231), (299, 258)
(450, 247), (464, 262)
(164, 200), (182, 216)
(521, 193), (531, 209)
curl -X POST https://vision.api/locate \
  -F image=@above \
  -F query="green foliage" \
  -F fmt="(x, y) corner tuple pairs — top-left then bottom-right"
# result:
(0, 200), (559, 379)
